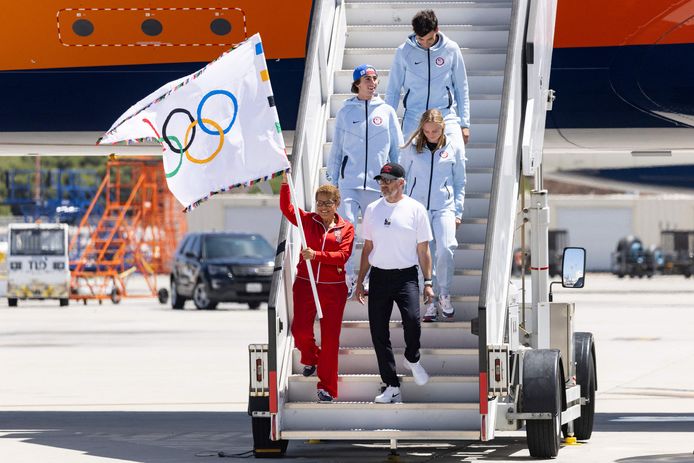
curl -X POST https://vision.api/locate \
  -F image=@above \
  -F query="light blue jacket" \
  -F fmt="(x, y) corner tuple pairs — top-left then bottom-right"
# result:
(385, 32), (470, 128)
(400, 138), (466, 218)
(327, 95), (402, 192)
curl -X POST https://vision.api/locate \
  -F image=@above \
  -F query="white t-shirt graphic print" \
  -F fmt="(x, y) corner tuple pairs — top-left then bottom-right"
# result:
(362, 195), (433, 269)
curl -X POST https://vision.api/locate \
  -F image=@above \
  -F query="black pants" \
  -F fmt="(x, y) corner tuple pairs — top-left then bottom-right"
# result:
(368, 266), (421, 387)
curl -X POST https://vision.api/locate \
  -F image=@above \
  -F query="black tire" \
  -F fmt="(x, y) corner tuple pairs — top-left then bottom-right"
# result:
(248, 301), (262, 310)
(523, 350), (562, 459)
(8, 298), (18, 307)
(252, 417), (288, 458)
(110, 288), (121, 304)
(193, 282), (217, 310)
(170, 280), (186, 309)
(574, 356), (596, 440)
(59, 298), (69, 307)
(574, 332), (597, 440)
(157, 288), (169, 304)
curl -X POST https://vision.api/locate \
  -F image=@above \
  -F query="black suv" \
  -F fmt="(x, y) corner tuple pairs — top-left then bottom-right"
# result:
(170, 232), (275, 310)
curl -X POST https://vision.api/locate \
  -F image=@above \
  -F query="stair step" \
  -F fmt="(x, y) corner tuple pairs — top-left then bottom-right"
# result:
(333, 70), (504, 95)
(343, 47), (507, 71)
(346, 25), (510, 48)
(345, 2), (512, 27)
(452, 273), (481, 295)
(288, 374), (479, 402)
(327, 321), (476, 348)
(326, 117), (498, 144)
(282, 401), (479, 431)
(341, 298), (479, 322)
(329, 93), (501, 119)
(280, 429), (480, 440)
(294, 346), (478, 374)
(455, 247), (485, 269)
(457, 221), (487, 242)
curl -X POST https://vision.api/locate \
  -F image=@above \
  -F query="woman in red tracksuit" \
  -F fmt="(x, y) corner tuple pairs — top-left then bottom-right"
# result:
(280, 174), (354, 402)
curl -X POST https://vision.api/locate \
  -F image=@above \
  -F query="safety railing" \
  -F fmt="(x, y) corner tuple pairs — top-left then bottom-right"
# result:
(266, 0), (346, 437)
(477, 0), (558, 440)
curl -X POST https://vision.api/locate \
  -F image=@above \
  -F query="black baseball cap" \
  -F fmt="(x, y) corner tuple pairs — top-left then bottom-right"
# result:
(374, 162), (405, 181)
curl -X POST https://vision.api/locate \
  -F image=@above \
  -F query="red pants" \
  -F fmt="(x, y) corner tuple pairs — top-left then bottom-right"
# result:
(291, 277), (347, 398)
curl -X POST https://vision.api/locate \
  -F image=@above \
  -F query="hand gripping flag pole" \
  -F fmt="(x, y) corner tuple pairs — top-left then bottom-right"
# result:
(286, 174), (323, 319)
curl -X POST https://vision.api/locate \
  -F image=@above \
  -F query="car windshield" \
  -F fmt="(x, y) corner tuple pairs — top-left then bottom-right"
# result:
(203, 235), (274, 259)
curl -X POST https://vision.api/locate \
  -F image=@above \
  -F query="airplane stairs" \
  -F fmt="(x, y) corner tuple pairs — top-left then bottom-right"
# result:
(277, 0), (514, 441)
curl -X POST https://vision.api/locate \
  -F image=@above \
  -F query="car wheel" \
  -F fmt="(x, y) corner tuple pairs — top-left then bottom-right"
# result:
(193, 282), (217, 310)
(171, 280), (186, 309)
(248, 301), (261, 310)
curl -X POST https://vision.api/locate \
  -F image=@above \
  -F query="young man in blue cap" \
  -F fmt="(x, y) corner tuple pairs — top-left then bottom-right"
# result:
(385, 10), (470, 146)
(327, 64), (403, 295)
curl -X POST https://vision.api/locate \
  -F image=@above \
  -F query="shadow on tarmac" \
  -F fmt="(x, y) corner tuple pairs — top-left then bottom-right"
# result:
(1, 411), (693, 462)
(594, 413), (694, 433)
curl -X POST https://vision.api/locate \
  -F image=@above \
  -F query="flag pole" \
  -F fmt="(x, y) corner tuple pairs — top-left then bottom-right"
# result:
(286, 174), (324, 319)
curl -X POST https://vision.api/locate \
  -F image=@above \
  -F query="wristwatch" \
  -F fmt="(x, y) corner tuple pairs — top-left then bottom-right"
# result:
(423, 279), (433, 287)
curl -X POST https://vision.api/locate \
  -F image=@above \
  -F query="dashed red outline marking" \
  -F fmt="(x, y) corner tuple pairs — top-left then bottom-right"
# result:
(56, 7), (247, 47)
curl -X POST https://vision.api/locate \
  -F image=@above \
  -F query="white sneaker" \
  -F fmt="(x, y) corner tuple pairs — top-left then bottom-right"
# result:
(439, 295), (455, 321)
(403, 359), (429, 386)
(374, 385), (402, 403)
(345, 274), (356, 299)
(422, 302), (437, 322)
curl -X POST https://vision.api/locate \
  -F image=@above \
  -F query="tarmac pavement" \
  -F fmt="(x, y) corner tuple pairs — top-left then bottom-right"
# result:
(0, 274), (692, 462)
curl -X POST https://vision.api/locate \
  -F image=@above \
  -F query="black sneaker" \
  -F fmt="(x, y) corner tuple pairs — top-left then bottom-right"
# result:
(302, 365), (316, 377)
(317, 389), (333, 402)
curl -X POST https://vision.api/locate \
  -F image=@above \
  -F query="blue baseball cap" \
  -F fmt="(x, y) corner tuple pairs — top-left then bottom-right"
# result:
(353, 64), (377, 82)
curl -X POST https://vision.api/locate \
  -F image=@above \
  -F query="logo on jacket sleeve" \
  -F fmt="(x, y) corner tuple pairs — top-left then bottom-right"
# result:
(435, 57), (445, 67)
(372, 116), (383, 126)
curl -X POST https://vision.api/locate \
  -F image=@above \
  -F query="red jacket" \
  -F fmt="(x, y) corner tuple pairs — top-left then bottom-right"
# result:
(280, 183), (354, 283)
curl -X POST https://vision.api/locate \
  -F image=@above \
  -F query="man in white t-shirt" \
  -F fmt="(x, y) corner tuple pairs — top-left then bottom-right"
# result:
(355, 162), (434, 403)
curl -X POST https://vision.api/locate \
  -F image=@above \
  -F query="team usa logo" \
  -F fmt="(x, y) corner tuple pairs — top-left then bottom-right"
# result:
(440, 151), (449, 159)
(334, 229), (342, 243)
(372, 116), (383, 126)
(435, 57), (445, 67)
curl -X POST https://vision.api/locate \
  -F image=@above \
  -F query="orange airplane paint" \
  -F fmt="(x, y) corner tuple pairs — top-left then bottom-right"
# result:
(554, 0), (694, 48)
(1, 0), (312, 71)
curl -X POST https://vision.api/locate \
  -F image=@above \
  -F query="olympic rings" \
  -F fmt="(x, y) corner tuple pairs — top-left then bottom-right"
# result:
(184, 118), (224, 164)
(164, 136), (184, 178)
(142, 117), (183, 178)
(154, 89), (238, 177)
(162, 108), (196, 154)
(197, 90), (238, 135)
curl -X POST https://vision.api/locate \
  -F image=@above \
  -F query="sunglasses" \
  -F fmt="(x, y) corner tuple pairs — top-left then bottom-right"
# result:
(378, 178), (397, 185)
(316, 200), (336, 207)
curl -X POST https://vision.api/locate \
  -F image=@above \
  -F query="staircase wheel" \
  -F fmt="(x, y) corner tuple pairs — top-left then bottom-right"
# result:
(574, 332), (597, 440)
(523, 350), (563, 459)
(251, 417), (288, 458)
(111, 288), (121, 304)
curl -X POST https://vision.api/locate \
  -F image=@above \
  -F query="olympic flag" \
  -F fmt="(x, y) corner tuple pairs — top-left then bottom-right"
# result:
(99, 33), (290, 211)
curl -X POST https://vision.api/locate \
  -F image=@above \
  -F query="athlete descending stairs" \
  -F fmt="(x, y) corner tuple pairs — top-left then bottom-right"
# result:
(279, 0), (512, 440)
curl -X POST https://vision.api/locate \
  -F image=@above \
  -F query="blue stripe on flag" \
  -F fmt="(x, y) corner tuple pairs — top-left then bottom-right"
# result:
(255, 42), (263, 55)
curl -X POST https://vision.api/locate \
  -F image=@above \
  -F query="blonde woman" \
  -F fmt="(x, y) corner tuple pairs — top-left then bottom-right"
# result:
(399, 109), (466, 321)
